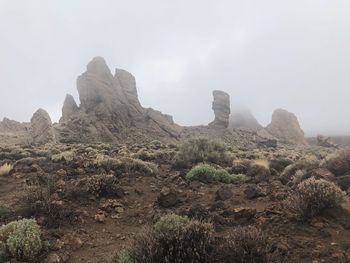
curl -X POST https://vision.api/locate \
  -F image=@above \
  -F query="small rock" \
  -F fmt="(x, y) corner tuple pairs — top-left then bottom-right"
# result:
(157, 187), (179, 208)
(215, 185), (233, 201)
(94, 211), (106, 223)
(244, 185), (266, 199)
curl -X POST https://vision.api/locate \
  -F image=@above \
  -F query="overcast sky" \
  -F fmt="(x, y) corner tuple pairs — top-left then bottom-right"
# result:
(1, 0), (349, 136)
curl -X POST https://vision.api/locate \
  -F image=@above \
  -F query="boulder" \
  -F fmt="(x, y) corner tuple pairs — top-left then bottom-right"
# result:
(266, 108), (307, 146)
(317, 135), (338, 148)
(30, 108), (56, 144)
(209, 90), (230, 128)
(59, 94), (78, 123)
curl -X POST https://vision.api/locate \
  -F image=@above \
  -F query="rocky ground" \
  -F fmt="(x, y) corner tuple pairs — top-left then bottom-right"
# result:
(1, 139), (350, 263)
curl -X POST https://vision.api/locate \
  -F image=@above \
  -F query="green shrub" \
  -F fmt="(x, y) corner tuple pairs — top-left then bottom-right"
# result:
(0, 203), (10, 220)
(0, 219), (45, 262)
(114, 249), (136, 263)
(186, 164), (246, 184)
(286, 177), (344, 220)
(174, 138), (232, 167)
(51, 150), (75, 163)
(154, 214), (189, 234)
(116, 158), (158, 176)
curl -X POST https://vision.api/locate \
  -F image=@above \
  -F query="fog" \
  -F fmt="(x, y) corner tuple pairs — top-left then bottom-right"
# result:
(1, 0), (350, 136)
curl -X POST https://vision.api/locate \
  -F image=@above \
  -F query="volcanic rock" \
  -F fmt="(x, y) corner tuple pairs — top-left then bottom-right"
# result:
(209, 90), (230, 128)
(30, 108), (56, 144)
(0, 117), (31, 145)
(229, 108), (262, 131)
(60, 94), (78, 123)
(266, 108), (307, 146)
(57, 57), (181, 143)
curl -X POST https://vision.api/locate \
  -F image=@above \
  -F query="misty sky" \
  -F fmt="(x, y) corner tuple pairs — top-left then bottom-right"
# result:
(1, 0), (350, 136)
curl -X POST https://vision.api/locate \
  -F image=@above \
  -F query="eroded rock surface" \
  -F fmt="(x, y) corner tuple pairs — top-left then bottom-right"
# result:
(209, 90), (230, 128)
(266, 109), (307, 146)
(60, 94), (78, 123)
(30, 108), (56, 144)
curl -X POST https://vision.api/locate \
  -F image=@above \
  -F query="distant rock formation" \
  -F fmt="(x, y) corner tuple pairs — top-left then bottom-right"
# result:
(0, 118), (31, 145)
(56, 57), (181, 143)
(229, 108), (262, 131)
(0, 118), (29, 134)
(59, 94), (78, 123)
(317, 135), (338, 148)
(266, 108), (307, 146)
(30, 109), (56, 145)
(209, 90), (230, 128)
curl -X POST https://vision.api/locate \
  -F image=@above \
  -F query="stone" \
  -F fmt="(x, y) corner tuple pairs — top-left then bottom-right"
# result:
(56, 57), (181, 143)
(317, 135), (338, 148)
(215, 185), (233, 201)
(59, 94), (78, 123)
(94, 210), (106, 223)
(30, 108), (56, 144)
(229, 108), (262, 131)
(266, 108), (307, 146)
(157, 187), (179, 208)
(209, 90), (230, 128)
(244, 185), (266, 199)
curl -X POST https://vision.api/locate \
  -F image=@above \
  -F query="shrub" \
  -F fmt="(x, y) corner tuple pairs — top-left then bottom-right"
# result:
(0, 163), (13, 176)
(115, 217), (215, 263)
(0, 203), (10, 220)
(323, 150), (350, 176)
(286, 177), (345, 220)
(0, 219), (45, 262)
(94, 156), (158, 176)
(51, 150), (75, 163)
(153, 214), (189, 234)
(87, 174), (123, 198)
(174, 138), (232, 167)
(116, 158), (158, 176)
(218, 226), (279, 263)
(186, 164), (246, 184)
(115, 249), (136, 263)
(23, 175), (70, 227)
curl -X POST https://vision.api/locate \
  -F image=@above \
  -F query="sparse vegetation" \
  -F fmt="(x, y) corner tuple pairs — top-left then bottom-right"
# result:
(154, 214), (189, 234)
(0, 219), (45, 262)
(174, 138), (232, 167)
(323, 149), (350, 176)
(218, 226), (280, 263)
(186, 163), (247, 184)
(0, 203), (10, 220)
(0, 163), (13, 176)
(286, 177), (345, 220)
(115, 216), (214, 263)
(87, 174), (123, 197)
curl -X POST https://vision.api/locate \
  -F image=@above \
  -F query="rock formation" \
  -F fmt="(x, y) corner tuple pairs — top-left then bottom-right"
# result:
(30, 108), (56, 144)
(56, 57), (181, 143)
(266, 108), (307, 146)
(209, 90), (230, 128)
(229, 108), (262, 131)
(60, 94), (78, 123)
(0, 118), (31, 145)
(316, 135), (338, 148)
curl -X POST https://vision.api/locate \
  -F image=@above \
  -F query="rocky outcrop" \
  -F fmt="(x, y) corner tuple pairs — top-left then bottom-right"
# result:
(0, 118), (31, 145)
(266, 109), (307, 146)
(209, 90), (230, 128)
(60, 94), (78, 123)
(57, 57), (181, 143)
(229, 108), (262, 131)
(316, 135), (338, 148)
(30, 109), (56, 144)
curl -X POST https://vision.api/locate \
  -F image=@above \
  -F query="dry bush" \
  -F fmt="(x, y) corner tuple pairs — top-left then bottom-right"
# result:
(279, 160), (319, 185)
(217, 226), (281, 263)
(174, 138), (232, 168)
(323, 149), (350, 176)
(87, 174), (124, 198)
(285, 177), (345, 221)
(114, 216), (215, 263)
(23, 175), (72, 227)
(0, 163), (13, 176)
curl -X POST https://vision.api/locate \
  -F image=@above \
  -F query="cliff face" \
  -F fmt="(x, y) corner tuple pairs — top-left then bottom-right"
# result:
(56, 57), (182, 143)
(266, 108), (308, 146)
